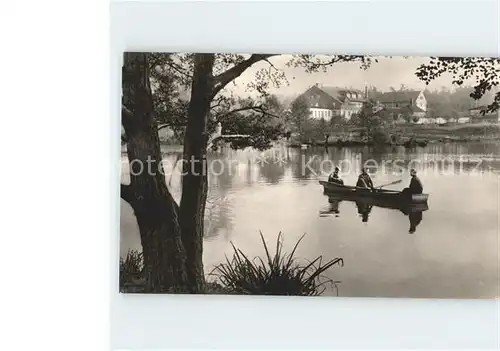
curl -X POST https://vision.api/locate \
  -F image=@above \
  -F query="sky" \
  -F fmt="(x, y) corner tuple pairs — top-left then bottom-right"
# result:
(229, 55), (477, 98)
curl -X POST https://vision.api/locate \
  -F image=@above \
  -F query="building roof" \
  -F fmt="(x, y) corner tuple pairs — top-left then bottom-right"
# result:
(297, 85), (341, 110)
(382, 104), (412, 112)
(379, 103), (425, 114)
(319, 86), (366, 103)
(295, 85), (368, 109)
(376, 90), (422, 103)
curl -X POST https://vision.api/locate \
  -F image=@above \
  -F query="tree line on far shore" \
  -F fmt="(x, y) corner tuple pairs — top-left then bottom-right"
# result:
(158, 83), (498, 146)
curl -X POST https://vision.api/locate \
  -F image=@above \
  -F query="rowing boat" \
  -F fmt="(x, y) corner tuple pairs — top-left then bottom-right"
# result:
(319, 180), (429, 203)
(326, 193), (430, 213)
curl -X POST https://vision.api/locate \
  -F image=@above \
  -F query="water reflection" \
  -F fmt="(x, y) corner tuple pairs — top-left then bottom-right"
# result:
(204, 194), (233, 240)
(258, 158), (285, 184)
(407, 210), (423, 234)
(121, 141), (499, 298)
(319, 198), (341, 217)
(355, 201), (373, 223)
(204, 158), (238, 240)
(322, 194), (428, 233)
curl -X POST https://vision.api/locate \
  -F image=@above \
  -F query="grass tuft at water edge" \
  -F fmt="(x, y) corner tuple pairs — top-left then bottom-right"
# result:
(209, 231), (344, 296)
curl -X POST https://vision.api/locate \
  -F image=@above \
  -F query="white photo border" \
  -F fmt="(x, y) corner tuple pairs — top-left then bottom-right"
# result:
(111, 1), (500, 349)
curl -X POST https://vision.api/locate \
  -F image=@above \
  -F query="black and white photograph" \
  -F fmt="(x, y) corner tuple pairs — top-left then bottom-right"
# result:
(120, 53), (499, 299)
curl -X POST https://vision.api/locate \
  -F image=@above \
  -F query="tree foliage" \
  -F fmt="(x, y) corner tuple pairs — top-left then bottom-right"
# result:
(416, 57), (500, 114)
(218, 95), (286, 150)
(288, 95), (310, 136)
(317, 118), (328, 137)
(328, 113), (346, 130)
(350, 101), (387, 131)
(145, 54), (295, 146)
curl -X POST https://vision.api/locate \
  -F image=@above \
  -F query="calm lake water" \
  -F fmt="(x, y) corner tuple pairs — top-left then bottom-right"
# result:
(120, 142), (500, 299)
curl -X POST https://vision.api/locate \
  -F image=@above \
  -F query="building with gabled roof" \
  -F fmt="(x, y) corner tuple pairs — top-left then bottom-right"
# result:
(371, 90), (428, 122)
(294, 84), (367, 121)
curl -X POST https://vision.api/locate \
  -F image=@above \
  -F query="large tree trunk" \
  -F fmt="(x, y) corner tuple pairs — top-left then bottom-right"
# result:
(122, 52), (189, 293)
(179, 54), (215, 292)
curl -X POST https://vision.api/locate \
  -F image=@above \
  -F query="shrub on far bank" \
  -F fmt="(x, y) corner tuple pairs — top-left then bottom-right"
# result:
(371, 129), (391, 145)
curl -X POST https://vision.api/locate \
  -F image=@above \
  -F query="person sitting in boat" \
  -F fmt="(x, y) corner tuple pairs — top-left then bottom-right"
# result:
(328, 167), (344, 185)
(356, 168), (374, 190)
(401, 169), (423, 200)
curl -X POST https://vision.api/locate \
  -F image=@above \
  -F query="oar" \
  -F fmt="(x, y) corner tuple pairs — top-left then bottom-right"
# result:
(376, 179), (402, 189)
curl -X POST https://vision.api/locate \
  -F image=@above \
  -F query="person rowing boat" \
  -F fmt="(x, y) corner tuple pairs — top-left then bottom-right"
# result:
(356, 168), (374, 190)
(328, 167), (344, 185)
(401, 168), (423, 200)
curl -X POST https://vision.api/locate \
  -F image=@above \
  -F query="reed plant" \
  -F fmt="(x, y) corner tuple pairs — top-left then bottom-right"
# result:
(119, 249), (144, 288)
(210, 232), (343, 296)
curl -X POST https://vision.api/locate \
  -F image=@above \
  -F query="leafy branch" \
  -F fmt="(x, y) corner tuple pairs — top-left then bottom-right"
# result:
(416, 57), (500, 114)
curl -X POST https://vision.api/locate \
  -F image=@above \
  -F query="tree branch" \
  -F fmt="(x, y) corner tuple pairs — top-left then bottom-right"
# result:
(164, 61), (193, 81)
(313, 55), (368, 67)
(157, 122), (188, 133)
(217, 105), (280, 121)
(212, 54), (279, 98)
(263, 58), (278, 70)
(120, 183), (134, 205)
(149, 54), (193, 83)
(288, 55), (374, 73)
(210, 95), (225, 110)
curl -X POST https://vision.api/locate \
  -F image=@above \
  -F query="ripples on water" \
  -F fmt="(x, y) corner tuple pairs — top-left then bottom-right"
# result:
(120, 142), (500, 298)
